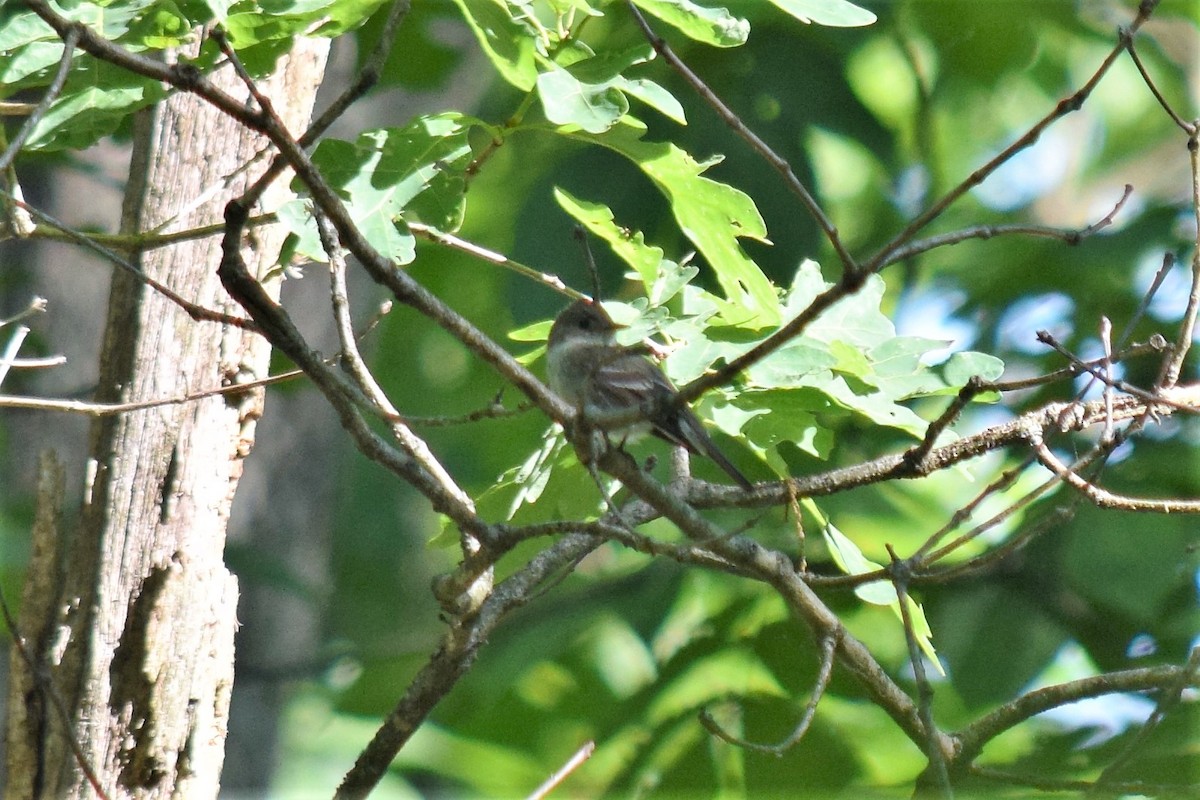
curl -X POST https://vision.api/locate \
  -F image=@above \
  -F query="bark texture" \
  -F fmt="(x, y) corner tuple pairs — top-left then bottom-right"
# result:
(5, 38), (329, 799)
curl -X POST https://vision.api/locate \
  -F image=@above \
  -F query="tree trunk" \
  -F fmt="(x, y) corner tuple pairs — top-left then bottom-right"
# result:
(5, 38), (329, 799)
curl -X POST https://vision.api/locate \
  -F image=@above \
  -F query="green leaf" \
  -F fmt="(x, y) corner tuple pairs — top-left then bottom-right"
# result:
(758, 262), (1004, 437)
(813, 375), (931, 437)
(463, 425), (610, 531)
(223, 0), (386, 43)
(632, 0), (749, 47)
(767, 0), (876, 27)
(554, 187), (696, 295)
(582, 615), (658, 698)
(201, 0), (237, 23)
(58, 1), (141, 41)
(298, 112), (476, 263)
(736, 389), (832, 462)
(503, 425), (569, 520)
(536, 45), (685, 132)
(507, 318), (553, 343)
(0, 7), (57, 53)
(943, 350), (1005, 385)
(304, 138), (416, 262)
(122, 1), (195, 49)
(804, 271), (894, 348)
(537, 63), (629, 133)
(0, 42), (66, 88)
(222, 12), (296, 48)
(274, 199), (323, 264)
(750, 339), (931, 439)
(806, 499), (943, 675)
(452, 0), (539, 90)
(861, 337), (950, 399)
(570, 120), (780, 327)
(620, 77), (686, 124)
(25, 71), (163, 151)
(744, 338), (838, 389)
(307, 0), (391, 37)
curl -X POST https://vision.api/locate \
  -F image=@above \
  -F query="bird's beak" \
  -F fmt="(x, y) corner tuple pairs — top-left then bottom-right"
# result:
(594, 302), (628, 331)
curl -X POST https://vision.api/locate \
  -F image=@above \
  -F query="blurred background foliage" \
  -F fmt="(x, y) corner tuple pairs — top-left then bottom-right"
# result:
(2, 0), (1198, 796)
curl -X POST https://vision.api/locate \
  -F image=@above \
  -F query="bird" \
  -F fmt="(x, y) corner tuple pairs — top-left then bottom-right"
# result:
(545, 299), (753, 490)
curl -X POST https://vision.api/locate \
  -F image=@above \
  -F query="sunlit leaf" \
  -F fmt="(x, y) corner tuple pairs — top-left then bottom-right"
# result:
(452, 0), (539, 90)
(25, 75), (163, 150)
(570, 120), (780, 326)
(768, 0), (876, 27)
(293, 113), (476, 263)
(632, 0), (749, 47)
(807, 499), (944, 675)
(537, 63), (629, 133)
(554, 188), (691, 294)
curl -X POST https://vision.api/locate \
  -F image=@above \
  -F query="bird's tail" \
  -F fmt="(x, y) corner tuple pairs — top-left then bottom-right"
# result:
(677, 410), (753, 490)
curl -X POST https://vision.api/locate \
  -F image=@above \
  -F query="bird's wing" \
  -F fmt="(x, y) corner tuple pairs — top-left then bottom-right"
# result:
(589, 351), (707, 451)
(587, 351), (676, 409)
(589, 351), (753, 488)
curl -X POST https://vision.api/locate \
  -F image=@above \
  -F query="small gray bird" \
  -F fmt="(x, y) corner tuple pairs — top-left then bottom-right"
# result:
(546, 299), (753, 490)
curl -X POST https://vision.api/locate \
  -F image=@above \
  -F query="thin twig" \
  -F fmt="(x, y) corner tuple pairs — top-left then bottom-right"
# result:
(209, 27), (275, 114)
(698, 633), (838, 755)
(12, 206), (278, 250)
(887, 546), (951, 799)
(878, 184), (1133, 267)
(1037, 330), (1199, 415)
(955, 661), (1196, 764)
(865, 3), (1161, 273)
(314, 207), (485, 562)
(1123, 34), (1196, 134)
(1089, 646), (1200, 793)
(1100, 316), (1115, 443)
(981, 337), (1168, 394)
(306, 0), (412, 144)
(903, 377), (983, 471)
(920, 456), (1059, 568)
(970, 764), (1194, 796)
(408, 221), (577, 298)
(0, 296), (47, 329)
(910, 455), (1031, 563)
(1033, 436), (1200, 513)
(525, 740), (595, 800)
(401, 398), (534, 427)
(1157, 128), (1200, 387)
(0, 355), (65, 370)
(1123, 252), (1174, 345)
(0, 190), (258, 330)
(921, 503), (1078, 584)
(0, 368), (304, 416)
